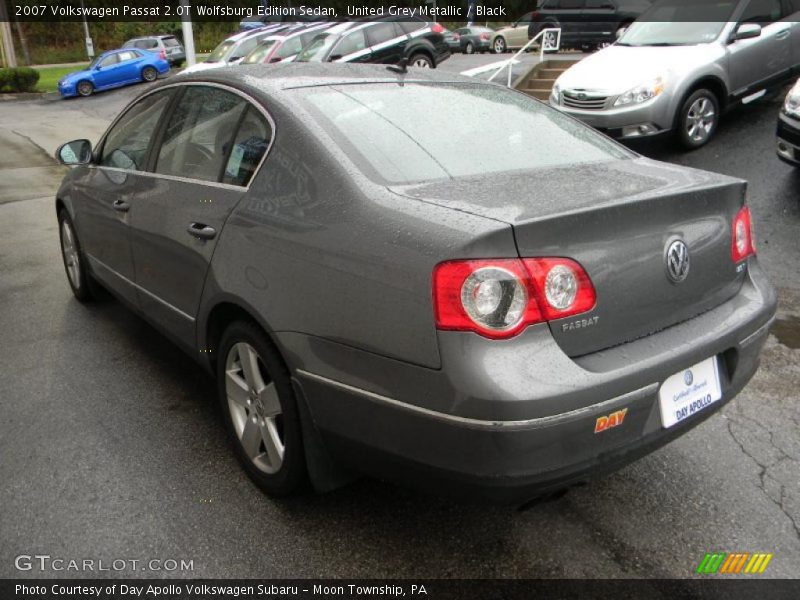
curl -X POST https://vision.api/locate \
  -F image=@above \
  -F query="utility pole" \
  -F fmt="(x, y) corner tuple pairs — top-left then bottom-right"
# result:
(180, 0), (196, 66)
(79, 0), (94, 58)
(0, 0), (18, 67)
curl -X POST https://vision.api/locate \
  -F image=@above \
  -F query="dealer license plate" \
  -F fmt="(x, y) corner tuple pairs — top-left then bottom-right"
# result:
(658, 356), (722, 429)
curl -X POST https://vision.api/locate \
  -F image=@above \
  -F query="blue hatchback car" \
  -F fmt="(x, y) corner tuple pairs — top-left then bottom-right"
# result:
(58, 48), (170, 98)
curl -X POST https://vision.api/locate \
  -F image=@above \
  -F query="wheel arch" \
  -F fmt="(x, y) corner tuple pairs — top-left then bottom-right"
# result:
(200, 298), (285, 376)
(406, 44), (435, 66)
(684, 76), (729, 112)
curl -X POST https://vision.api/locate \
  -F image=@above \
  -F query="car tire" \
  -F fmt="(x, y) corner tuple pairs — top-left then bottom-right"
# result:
(464, 41), (475, 54)
(677, 88), (720, 150)
(141, 66), (158, 82)
(493, 37), (506, 54)
(57, 209), (95, 302)
(76, 80), (93, 97)
(409, 53), (433, 68)
(217, 320), (308, 497)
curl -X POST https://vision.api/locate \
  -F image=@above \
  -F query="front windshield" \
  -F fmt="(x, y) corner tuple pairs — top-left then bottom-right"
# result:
(207, 40), (234, 63)
(243, 40), (278, 64)
(296, 33), (336, 62)
(618, 0), (737, 46)
(88, 56), (102, 69)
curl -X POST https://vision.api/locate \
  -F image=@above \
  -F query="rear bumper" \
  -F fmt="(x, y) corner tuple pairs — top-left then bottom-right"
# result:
(776, 111), (800, 167)
(289, 260), (776, 504)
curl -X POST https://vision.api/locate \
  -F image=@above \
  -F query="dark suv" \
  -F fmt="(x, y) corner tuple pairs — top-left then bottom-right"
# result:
(296, 18), (450, 68)
(528, 0), (653, 50)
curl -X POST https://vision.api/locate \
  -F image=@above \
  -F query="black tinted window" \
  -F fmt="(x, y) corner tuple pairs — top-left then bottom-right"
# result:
(740, 0), (783, 22)
(155, 87), (247, 183)
(366, 22), (400, 46)
(162, 37), (180, 47)
(222, 107), (272, 187)
(558, 0), (585, 8)
(100, 91), (171, 170)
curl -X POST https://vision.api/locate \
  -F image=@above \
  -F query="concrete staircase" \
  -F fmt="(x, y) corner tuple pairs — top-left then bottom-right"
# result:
(516, 59), (576, 101)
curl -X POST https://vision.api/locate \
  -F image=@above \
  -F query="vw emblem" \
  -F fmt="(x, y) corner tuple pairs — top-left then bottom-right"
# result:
(577, 92), (587, 100)
(684, 370), (693, 386)
(665, 240), (690, 283)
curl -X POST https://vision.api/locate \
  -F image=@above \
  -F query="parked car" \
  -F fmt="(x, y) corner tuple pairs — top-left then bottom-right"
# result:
(54, 63), (775, 503)
(123, 34), (185, 66)
(57, 48), (169, 98)
(240, 13), (324, 31)
(182, 25), (290, 74)
(296, 18), (450, 68)
(777, 78), (800, 166)
(490, 11), (536, 53)
(550, 0), (800, 149)
(443, 28), (462, 52)
(241, 23), (335, 65)
(454, 26), (495, 54)
(528, 0), (653, 51)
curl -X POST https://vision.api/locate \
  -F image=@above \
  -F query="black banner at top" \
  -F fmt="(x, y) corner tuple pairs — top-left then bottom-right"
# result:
(6, 0), (800, 23)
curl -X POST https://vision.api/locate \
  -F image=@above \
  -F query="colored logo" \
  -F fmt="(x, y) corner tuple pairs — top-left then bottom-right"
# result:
(684, 370), (694, 386)
(594, 408), (628, 434)
(696, 552), (773, 575)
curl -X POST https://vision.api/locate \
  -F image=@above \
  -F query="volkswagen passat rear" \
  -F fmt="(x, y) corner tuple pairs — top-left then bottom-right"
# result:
(54, 64), (776, 504)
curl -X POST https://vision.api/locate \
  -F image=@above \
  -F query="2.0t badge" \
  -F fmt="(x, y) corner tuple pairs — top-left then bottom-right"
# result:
(666, 239), (690, 283)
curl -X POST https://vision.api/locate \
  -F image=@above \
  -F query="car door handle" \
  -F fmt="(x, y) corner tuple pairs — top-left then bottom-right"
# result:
(187, 223), (216, 240)
(776, 28), (791, 40)
(112, 199), (130, 212)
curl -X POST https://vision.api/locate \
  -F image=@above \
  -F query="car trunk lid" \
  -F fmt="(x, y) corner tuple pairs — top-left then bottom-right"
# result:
(390, 158), (747, 357)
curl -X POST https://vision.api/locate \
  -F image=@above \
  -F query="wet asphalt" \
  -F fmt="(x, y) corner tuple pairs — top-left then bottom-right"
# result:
(0, 54), (798, 579)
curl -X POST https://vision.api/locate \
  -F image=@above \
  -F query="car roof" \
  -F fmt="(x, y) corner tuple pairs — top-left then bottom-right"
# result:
(170, 62), (476, 94)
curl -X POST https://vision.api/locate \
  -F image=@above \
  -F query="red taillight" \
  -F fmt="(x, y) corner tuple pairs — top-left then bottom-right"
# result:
(431, 23), (445, 34)
(731, 206), (756, 263)
(433, 258), (596, 339)
(480, 33), (489, 40)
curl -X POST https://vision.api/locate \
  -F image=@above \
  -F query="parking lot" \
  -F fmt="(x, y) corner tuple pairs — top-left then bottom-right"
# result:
(0, 53), (799, 579)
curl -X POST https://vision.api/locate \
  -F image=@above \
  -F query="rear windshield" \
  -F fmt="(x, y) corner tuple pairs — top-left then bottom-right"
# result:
(162, 37), (181, 47)
(295, 83), (630, 184)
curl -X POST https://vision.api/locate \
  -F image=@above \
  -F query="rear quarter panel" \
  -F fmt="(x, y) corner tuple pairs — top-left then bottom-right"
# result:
(198, 94), (516, 370)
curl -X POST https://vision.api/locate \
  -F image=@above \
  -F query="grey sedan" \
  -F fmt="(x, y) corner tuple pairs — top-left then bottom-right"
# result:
(54, 64), (776, 503)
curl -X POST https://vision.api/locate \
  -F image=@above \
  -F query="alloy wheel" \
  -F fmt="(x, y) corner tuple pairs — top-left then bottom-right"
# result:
(77, 82), (92, 96)
(412, 56), (431, 68)
(465, 42), (474, 54)
(225, 342), (285, 474)
(60, 220), (81, 289)
(686, 97), (716, 143)
(143, 68), (157, 82)
(494, 38), (505, 53)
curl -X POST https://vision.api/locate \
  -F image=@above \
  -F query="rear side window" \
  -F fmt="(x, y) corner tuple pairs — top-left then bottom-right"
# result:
(398, 19), (427, 34)
(222, 107), (272, 187)
(100, 90), (172, 171)
(155, 86), (248, 183)
(299, 83), (629, 184)
(366, 22), (401, 46)
(117, 51), (138, 62)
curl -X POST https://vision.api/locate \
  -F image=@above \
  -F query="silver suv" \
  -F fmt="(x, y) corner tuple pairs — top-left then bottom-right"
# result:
(123, 35), (186, 67)
(550, 0), (800, 148)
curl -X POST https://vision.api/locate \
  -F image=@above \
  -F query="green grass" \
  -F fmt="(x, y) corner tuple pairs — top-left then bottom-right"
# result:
(34, 64), (88, 93)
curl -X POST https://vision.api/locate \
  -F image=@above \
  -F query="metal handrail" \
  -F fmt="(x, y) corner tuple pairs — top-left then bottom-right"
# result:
(487, 27), (562, 88)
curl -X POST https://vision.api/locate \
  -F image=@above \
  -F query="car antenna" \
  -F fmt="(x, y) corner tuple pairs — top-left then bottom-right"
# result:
(386, 57), (409, 75)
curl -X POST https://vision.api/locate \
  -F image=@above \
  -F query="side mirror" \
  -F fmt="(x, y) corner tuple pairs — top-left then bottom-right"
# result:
(732, 23), (762, 42)
(329, 54), (342, 61)
(56, 139), (92, 165)
(269, 56), (282, 63)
